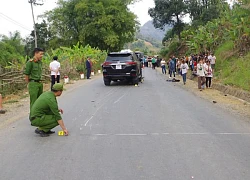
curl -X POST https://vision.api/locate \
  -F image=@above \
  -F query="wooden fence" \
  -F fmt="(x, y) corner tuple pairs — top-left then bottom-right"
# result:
(0, 66), (95, 96)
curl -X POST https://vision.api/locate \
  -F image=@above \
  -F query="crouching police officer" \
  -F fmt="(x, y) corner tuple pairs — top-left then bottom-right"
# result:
(30, 83), (69, 137)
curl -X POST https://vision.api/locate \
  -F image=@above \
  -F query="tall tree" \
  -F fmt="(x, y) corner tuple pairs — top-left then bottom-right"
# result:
(186, 0), (228, 26)
(25, 20), (52, 56)
(0, 32), (25, 66)
(45, 0), (138, 51)
(148, 0), (187, 41)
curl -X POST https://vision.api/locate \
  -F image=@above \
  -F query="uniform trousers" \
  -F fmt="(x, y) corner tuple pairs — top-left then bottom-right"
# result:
(28, 82), (43, 111)
(31, 115), (59, 132)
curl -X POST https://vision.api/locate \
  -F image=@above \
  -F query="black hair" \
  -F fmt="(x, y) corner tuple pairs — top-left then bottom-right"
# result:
(51, 89), (60, 92)
(53, 56), (58, 60)
(33, 47), (44, 55)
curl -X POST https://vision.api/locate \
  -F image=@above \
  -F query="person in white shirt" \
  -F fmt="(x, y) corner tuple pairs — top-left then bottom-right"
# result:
(207, 53), (212, 62)
(160, 59), (166, 74)
(210, 53), (216, 72)
(49, 56), (61, 90)
(180, 59), (189, 85)
(205, 61), (213, 88)
(197, 58), (206, 90)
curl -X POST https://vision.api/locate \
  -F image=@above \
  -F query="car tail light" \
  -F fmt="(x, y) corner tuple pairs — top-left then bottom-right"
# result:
(103, 62), (112, 66)
(126, 62), (137, 65)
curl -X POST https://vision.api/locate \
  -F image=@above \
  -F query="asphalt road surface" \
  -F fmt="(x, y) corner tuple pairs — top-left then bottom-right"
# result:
(0, 68), (250, 180)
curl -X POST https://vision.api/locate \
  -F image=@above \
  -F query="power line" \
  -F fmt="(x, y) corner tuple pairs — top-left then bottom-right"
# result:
(0, 12), (32, 32)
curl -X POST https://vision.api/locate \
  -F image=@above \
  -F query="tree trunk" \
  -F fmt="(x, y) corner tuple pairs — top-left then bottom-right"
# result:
(176, 15), (181, 42)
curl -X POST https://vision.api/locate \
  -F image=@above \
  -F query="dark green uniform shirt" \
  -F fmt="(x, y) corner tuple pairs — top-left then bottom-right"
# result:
(30, 91), (62, 121)
(24, 60), (43, 80)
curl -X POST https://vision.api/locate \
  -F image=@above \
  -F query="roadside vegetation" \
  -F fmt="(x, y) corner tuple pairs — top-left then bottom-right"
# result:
(150, 0), (250, 90)
(0, 0), (139, 96)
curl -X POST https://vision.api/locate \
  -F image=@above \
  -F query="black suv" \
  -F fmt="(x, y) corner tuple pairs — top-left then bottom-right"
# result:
(102, 51), (142, 86)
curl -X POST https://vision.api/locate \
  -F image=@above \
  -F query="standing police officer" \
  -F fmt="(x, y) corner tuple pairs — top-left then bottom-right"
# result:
(24, 48), (44, 111)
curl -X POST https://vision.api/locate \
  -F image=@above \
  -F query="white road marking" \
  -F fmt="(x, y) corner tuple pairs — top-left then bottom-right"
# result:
(151, 133), (160, 135)
(162, 133), (170, 135)
(80, 133), (250, 136)
(173, 133), (209, 135)
(116, 134), (147, 136)
(114, 93), (127, 104)
(95, 134), (108, 136)
(84, 116), (94, 126)
(84, 104), (105, 126)
(215, 133), (250, 135)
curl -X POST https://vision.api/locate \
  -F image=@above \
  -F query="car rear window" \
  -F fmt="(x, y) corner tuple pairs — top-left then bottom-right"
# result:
(106, 54), (132, 62)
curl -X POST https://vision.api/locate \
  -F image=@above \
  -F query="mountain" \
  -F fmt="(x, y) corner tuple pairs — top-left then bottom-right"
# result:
(124, 21), (172, 54)
(138, 20), (172, 42)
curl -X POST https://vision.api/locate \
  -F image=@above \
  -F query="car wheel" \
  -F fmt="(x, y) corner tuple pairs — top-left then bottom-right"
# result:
(104, 78), (111, 86)
(132, 77), (139, 85)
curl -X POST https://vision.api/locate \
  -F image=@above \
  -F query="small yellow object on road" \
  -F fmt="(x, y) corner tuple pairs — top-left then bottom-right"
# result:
(58, 131), (64, 136)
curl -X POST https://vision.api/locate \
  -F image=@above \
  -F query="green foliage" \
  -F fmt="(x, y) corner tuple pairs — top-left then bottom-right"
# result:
(148, 0), (187, 41)
(186, 0), (229, 27)
(162, 29), (174, 44)
(0, 32), (26, 68)
(159, 48), (169, 57)
(45, 0), (137, 51)
(25, 20), (52, 56)
(41, 43), (107, 78)
(220, 54), (250, 91)
(168, 41), (181, 55)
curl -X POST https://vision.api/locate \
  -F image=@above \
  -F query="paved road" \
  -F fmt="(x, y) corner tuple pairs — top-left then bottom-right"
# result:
(0, 68), (250, 180)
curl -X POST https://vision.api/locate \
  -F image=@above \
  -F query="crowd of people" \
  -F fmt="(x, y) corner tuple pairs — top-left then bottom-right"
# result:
(143, 52), (216, 91)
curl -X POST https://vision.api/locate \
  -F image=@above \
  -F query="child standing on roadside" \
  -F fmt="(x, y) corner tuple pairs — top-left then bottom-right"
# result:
(205, 61), (213, 88)
(180, 59), (189, 85)
(161, 59), (166, 74)
(197, 58), (206, 90)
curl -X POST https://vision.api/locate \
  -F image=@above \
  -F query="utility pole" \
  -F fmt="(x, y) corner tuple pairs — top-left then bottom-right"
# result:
(28, 0), (43, 48)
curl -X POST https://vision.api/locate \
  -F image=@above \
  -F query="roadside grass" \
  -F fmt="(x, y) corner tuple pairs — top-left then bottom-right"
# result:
(215, 41), (250, 91)
(3, 100), (19, 104)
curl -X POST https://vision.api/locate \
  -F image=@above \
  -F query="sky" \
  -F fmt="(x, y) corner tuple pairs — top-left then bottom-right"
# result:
(0, 0), (154, 38)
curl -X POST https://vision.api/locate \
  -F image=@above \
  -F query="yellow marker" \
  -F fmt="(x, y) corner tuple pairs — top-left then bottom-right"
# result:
(58, 131), (64, 136)
(135, 84), (138, 87)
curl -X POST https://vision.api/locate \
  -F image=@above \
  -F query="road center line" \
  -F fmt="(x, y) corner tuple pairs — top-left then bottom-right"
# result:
(116, 134), (147, 136)
(84, 116), (94, 126)
(80, 133), (250, 136)
(84, 104), (105, 126)
(114, 93), (127, 104)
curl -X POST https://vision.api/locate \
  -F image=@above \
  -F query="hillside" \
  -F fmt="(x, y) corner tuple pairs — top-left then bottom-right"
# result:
(124, 39), (159, 54)
(125, 21), (172, 54)
(138, 21), (172, 42)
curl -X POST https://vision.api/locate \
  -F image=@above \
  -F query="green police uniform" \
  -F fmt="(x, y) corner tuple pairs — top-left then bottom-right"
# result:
(24, 59), (43, 110)
(30, 91), (62, 132)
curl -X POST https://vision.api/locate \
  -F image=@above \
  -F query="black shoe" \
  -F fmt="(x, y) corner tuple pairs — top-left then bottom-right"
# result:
(45, 130), (55, 134)
(35, 128), (49, 137)
(0, 109), (6, 114)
